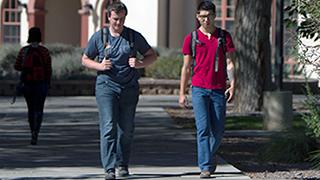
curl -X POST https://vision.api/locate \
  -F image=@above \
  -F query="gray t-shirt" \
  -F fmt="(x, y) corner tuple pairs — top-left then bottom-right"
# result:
(84, 26), (151, 86)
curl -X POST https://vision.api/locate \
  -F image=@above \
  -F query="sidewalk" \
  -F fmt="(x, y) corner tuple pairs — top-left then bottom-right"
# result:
(0, 96), (250, 180)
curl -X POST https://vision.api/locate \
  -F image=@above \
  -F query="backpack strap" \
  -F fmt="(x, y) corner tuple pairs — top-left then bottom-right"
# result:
(101, 26), (136, 59)
(190, 30), (198, 77)
(219, 28), (228, 79)
(22, 47), (30, 65)
(101, 26), (110, 61)
(190, 28), (228, 79)
(127, 28), (136, 58)
(101, 26), (109, 48)
(214, 28), (227, 72)
(20, 47), (30, 81)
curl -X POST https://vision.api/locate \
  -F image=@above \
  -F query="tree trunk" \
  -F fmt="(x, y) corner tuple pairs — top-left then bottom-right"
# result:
(233, 0), (272, 112)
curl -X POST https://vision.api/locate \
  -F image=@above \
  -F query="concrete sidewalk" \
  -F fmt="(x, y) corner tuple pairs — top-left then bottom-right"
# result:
(0, 96), (250, 180)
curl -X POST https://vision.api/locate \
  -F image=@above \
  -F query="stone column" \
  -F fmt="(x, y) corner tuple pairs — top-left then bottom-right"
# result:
(263, 91), (293, 131)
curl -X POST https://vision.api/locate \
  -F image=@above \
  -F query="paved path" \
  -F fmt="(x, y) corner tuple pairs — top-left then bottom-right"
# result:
(0, 96), (250, 180)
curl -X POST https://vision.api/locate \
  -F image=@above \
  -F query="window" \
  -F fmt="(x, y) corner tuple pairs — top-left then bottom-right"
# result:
(1, 0), (20, 43)
(213, 0), (235, 33)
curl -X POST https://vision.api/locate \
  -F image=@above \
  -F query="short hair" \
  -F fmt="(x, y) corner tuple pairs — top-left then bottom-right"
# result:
(197, 0), (216, 15)
(27, 27), (42, 43)
(107, 1), (128, 17)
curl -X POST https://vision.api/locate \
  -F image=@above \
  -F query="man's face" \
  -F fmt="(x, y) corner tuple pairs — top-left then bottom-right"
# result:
(108, 10), (126, 32)
(197, 10), (216, 28)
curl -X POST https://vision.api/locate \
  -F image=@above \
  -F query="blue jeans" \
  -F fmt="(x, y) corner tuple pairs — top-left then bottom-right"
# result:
(95, 77), (139, 172)
(192, 86), (226, 172)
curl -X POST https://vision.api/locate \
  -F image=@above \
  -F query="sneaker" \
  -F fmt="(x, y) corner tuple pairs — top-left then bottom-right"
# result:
(105, 169), (115, 180)
(200, 170), (211, 178)
(116, 166), (129, 177)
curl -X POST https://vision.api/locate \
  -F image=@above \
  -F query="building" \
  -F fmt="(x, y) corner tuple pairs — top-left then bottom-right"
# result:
(0, 0), (318, 81)
(0, 0), (239, 48)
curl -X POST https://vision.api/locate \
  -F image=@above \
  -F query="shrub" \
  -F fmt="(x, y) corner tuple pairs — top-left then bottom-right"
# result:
(52, 49), (95, 80)
(0, 43), (96, 80)
(145, 47), (183, 79)
(309, 149), (320, 170)
(0, 44), (21, 80)
(0, 44), (185, 80)
(47, 43), (82, 56)
(260, 83), (320, 165)
(303, 83), (320, 169)
(303, 84), (320, 139)
(260, 131), (315, 163)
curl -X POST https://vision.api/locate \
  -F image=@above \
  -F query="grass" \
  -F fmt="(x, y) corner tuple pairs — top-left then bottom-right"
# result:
(226, 115), (306, 130)
(225, 116), (262, 130)
(166, 107), (307, 130)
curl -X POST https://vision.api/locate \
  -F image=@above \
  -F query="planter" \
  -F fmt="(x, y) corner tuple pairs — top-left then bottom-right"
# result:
(0, 78), (318, 96)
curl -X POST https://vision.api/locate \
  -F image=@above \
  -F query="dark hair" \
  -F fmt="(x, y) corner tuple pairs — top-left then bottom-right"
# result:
(27, 27), (42, 43)
(107, 1), (128, 17)
(197, 0), (216, 15)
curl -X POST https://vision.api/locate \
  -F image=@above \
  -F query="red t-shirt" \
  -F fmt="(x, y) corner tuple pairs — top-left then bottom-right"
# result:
(182, 28), (235, 90)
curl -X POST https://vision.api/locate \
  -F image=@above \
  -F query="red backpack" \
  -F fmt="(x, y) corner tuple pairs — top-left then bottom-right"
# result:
(21, 46), (46, 82)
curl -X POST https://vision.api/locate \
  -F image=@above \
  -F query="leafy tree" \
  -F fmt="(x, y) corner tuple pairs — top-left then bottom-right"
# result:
(285, 0), (320, 169)
(285, 0), (320, 75)
(285, 0), (320, 41)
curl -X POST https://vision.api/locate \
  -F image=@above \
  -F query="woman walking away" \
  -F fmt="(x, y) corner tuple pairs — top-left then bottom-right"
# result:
(14, 27), (52, 145)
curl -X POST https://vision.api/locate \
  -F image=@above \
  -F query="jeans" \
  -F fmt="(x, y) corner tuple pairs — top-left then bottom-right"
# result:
(95, 77), (139, 172)
(192, 86), (226, 172)
(23, 82), (48, 134)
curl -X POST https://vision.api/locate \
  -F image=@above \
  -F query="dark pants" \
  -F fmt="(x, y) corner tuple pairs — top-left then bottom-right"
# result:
(23, 82), (48, 135)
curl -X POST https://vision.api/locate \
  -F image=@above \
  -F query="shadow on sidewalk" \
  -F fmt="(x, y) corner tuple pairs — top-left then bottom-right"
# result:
(0, 106), (198, 169)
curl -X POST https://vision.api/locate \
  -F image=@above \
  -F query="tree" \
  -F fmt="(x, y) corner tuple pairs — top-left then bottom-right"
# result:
(285, 0), (320, 76)
(233, 0), (272, 112)
(285, 0), (320, 169)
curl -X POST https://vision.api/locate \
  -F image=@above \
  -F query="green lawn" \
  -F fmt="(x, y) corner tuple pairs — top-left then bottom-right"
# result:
(225, 115), (306, 130)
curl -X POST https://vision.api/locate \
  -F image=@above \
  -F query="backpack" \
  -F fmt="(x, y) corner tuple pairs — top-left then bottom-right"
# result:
(101, 26), (136, 59)
(20, 46), (46, 82)
(190, 28), (227, 77)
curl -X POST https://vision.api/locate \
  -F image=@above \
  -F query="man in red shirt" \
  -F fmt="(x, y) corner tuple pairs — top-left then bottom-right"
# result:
(179, 1), (235, 178)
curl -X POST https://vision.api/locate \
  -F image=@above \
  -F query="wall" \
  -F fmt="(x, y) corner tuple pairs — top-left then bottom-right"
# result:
(168, 0), (197, 49)
(122, 0), (158, 47)
(44, 0), (81, 45)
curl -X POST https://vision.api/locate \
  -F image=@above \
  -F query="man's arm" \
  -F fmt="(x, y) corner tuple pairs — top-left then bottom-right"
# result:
(82, 54), (112, 71)
(129, 48), (157, 69)
(226, 52), (235, 102)
(179, 55), (192, 108)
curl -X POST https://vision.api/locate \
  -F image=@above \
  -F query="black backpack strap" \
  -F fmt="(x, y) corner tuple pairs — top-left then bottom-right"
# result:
(214, 28), (227, 74)
(220, 28), (226, 54)
(127, 28), (136, 58)
(101, 26), (110, 61)
(101, 26), (109, 48)
(22, 47), (30, 65)
(190, 30), (198, 77)
(219, 28), (228, 79)
(20, 47), (30, 81)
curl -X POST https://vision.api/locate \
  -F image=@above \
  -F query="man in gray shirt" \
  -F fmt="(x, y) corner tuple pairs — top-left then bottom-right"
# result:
(82, 2), (157, 179)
